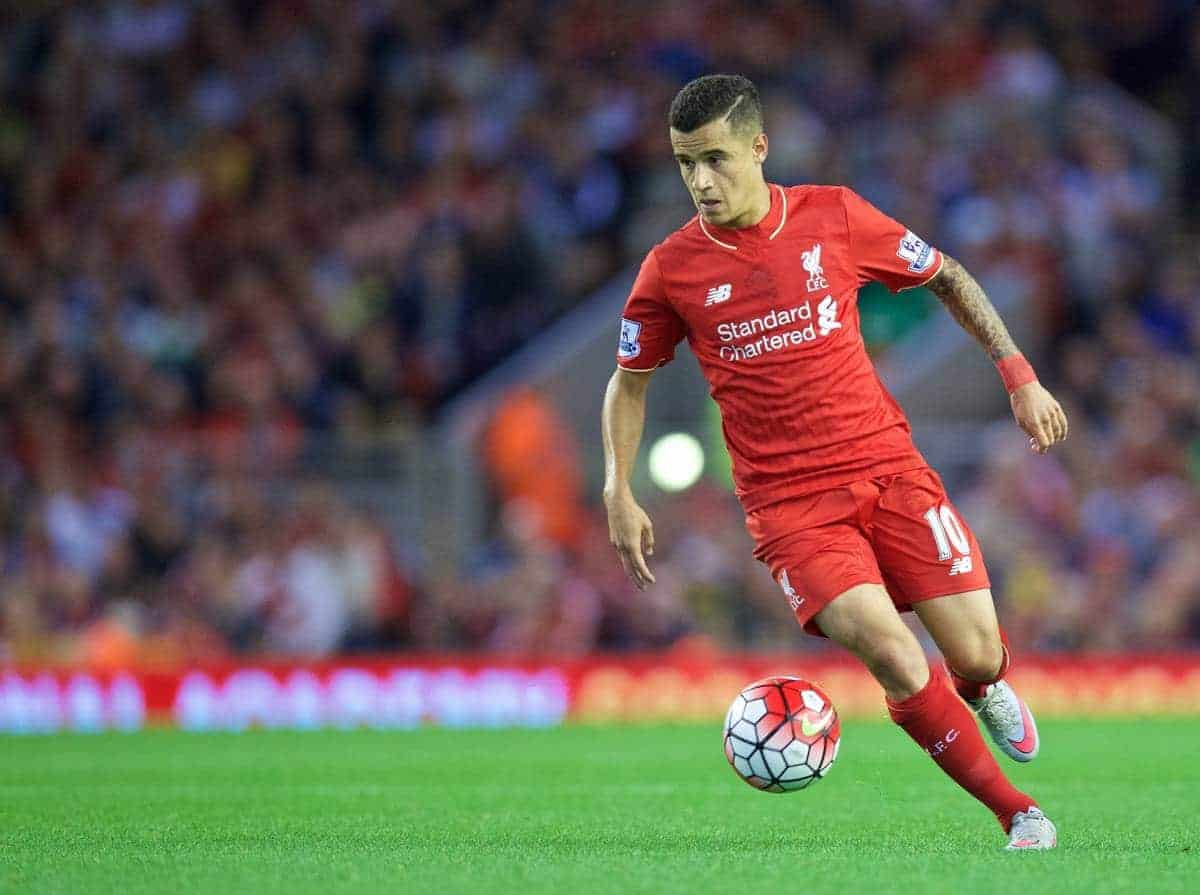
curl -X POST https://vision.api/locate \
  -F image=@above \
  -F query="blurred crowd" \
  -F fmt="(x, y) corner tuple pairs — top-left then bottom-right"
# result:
(1, 0), (1197, 663)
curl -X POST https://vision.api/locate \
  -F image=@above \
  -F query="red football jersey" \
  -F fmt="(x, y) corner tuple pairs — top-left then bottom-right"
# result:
(616, 184), (944, 511)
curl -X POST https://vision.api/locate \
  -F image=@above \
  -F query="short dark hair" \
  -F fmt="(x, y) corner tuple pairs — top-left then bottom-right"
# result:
(668, 74), (762, 135)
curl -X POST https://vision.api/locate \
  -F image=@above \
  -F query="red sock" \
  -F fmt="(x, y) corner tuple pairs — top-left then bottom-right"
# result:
(887, 666), (1035, 830)
(949, 628), (1011, 701)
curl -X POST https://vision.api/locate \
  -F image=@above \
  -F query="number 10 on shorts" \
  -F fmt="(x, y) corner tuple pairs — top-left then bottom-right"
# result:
(923, 504), (970, 561)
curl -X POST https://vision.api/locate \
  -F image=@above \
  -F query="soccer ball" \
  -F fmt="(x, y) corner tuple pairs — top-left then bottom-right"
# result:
(723, 676), (840, 792)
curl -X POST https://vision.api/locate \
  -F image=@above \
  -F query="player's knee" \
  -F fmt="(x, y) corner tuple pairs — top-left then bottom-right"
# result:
(946, 630), (1004, 682)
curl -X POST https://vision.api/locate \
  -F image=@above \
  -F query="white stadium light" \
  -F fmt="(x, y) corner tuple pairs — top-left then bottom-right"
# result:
(648, 432), (705, 492)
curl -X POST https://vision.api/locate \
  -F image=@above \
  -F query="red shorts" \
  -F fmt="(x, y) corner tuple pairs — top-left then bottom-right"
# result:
(745, 467), (991, 636)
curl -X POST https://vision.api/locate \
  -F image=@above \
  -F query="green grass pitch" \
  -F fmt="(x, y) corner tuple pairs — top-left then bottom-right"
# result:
(2, 719), (1197, 894)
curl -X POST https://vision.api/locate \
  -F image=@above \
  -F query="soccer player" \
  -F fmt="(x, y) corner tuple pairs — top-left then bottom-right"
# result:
(601, 75), (1066, 850)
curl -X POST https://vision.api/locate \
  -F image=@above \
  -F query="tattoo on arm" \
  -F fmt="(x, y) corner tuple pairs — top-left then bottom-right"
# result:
(926, 255), (1020, 361)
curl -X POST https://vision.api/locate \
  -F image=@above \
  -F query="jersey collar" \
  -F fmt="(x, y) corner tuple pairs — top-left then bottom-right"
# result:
(698, 183), (787, 251)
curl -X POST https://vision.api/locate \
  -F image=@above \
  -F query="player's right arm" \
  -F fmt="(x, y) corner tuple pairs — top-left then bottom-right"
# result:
(603, 248), (685, 589)
(602, 367), (656, 589)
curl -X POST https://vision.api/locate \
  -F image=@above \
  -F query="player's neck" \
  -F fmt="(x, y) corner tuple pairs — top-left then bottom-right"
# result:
(725, 180), (773, 230)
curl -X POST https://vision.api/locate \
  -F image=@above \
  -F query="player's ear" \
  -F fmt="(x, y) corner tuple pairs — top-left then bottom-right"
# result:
(753, 133), (768, 166)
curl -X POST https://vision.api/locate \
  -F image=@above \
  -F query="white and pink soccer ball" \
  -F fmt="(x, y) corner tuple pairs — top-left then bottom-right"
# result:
(723, 676), (840, 792)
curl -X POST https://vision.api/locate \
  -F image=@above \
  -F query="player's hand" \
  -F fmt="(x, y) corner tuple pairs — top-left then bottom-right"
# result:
(1010, 381), (1068, 454)
(604, 490), (656, 589)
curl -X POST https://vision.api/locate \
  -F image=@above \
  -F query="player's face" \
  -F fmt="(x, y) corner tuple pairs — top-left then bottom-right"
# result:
(670, 117), (768, 228)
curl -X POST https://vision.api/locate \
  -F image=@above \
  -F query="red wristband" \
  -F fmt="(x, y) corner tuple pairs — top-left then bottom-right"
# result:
(996, 354), (1037, 393)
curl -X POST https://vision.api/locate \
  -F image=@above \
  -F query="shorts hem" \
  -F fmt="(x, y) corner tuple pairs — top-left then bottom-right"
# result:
(797, 576), (886, 637)
(899, 579), (993, 606)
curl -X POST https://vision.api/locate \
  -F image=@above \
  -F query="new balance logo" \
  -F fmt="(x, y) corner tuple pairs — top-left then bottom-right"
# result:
(949, 556), (974, 576)
(705, 283), (732, 306)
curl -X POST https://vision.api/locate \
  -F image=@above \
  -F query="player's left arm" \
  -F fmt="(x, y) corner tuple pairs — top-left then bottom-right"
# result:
(926, 254), (1068, 454)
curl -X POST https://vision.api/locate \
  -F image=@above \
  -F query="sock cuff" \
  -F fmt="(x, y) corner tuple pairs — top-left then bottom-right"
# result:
(885, 664), (943, 723)
(951, 642), (1011, 685)
(949, 638), (1012, 701)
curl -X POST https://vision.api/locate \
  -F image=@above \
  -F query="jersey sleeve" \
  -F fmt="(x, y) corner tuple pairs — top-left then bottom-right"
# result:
(841, 188), (944, 292)
(616, 249), (685, 371)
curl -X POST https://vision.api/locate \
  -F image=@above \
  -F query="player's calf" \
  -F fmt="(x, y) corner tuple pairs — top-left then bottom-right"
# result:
(886, 665), (1037, 831)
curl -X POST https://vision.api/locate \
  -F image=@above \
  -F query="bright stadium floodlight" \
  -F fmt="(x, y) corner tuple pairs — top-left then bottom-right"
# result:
(648, 432), (705, 492)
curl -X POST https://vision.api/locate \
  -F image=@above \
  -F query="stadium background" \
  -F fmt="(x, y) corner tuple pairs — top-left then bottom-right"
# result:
(1, 0), (1199, 733)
